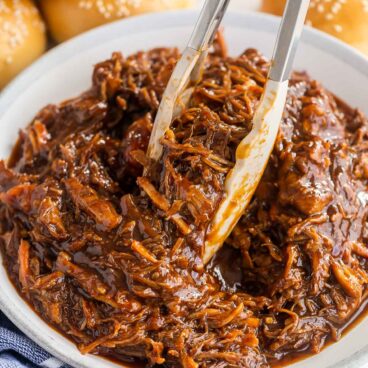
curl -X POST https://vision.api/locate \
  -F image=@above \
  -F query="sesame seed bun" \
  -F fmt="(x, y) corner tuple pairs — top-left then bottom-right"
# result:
(261, 0), (368, 55)
(0, 0), (46, 89)
(40, 0), (194, 43)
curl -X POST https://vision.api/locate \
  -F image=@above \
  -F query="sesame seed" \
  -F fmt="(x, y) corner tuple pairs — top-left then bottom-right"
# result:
(325, 13), (334, 20)
(5, 55), (13, 64)
(78, 0), (143, 18)
(334, 24), (343, 32)
(331, 3), (341, 14)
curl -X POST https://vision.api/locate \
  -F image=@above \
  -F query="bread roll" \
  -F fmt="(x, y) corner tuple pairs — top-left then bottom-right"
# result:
(40, 0), (194, 43)
(261, 0), (368, 55)
(0, 0), (46, 89)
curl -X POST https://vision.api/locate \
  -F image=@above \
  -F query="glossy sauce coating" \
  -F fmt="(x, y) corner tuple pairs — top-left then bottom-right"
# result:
(1, 39), (368, 368)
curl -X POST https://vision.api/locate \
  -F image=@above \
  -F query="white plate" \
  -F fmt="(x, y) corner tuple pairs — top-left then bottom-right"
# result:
(0, 10), (368, 368)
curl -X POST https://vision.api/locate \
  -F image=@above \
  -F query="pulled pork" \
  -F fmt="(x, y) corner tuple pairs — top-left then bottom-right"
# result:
(1, 39), (368, 368)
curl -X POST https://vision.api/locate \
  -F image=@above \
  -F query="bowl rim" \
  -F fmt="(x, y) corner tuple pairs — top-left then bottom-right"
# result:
(0, 9), (368, 368)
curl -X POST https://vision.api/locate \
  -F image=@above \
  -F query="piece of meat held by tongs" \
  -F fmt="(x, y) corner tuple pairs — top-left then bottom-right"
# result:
(147, 0), (231, 162)
(203, 0), (310, 264)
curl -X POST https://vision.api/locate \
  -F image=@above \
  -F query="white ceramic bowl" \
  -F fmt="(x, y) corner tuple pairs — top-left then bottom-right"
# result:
(0, 10), (368, 368)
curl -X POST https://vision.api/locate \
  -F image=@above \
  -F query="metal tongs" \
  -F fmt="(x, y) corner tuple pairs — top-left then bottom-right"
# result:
(147, 0), (310, 264)
(147, 0), (231, 161)
(203, 0), (310, 264)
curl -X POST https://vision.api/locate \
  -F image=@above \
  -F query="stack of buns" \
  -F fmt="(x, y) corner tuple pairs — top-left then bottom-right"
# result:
(262, 0), (368, 55)
(0, 0), (193, 88)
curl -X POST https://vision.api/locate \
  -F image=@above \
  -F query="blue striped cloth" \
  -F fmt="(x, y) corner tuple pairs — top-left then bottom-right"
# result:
(0, 312), (68, 368)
